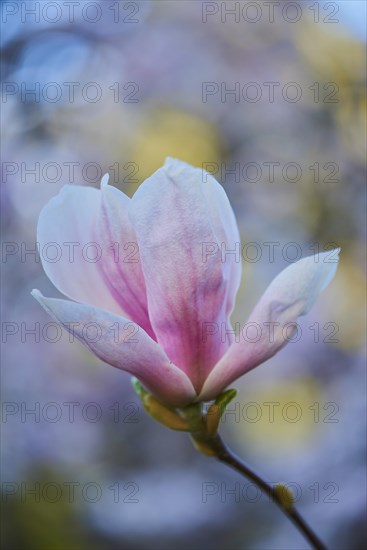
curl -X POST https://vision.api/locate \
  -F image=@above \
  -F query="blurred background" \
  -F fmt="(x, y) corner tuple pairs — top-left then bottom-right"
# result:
(1, 1), (366, 548)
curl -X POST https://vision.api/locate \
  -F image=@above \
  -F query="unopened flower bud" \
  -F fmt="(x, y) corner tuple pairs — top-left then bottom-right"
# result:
(274, 483), (295, 510)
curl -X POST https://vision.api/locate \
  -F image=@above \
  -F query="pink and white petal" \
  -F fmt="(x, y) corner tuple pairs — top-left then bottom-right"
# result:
(37, 185), (121, 314)
(31, 290), (196, 407)
(199, 250), (340, 401)
(200, 167), (242, 317)
(129, 158), (240, 392)
(96, 177), (154, 337)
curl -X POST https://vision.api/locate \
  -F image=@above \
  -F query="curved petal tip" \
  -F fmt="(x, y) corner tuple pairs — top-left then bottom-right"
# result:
(100, 173), (110, 187)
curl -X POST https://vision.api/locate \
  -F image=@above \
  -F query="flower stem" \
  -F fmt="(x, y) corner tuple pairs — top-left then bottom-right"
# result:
(135, 390), (327, 549)
(200, 434), (328, 550)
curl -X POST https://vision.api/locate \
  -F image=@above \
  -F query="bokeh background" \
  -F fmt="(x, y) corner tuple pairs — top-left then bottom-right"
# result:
(1, 1), (366, 548)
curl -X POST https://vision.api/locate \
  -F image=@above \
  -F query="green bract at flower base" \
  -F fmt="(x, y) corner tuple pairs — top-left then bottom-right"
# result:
(132, 378), (237, 451)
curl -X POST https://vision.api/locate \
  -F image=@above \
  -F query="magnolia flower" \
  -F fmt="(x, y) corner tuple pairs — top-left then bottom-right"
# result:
(32, 158), (339, 407)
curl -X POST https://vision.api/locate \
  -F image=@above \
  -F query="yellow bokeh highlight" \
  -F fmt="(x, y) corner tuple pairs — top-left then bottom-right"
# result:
(130, 106), (223, 186)
(321, 258), (367, 352)
(295, 19), (366, 165)
(227, 377), (325, 454)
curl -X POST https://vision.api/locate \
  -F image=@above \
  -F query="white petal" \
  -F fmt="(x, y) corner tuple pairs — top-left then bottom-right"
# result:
(37, 185), (120, 313)
(199, 250), (340, 401)
(32, 290), (196, 407)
